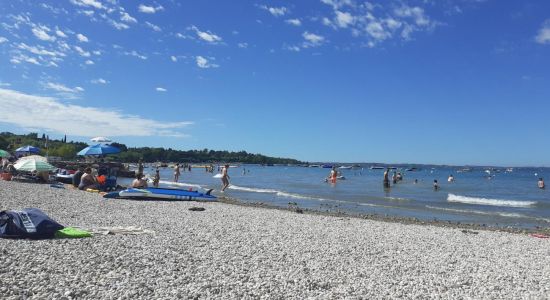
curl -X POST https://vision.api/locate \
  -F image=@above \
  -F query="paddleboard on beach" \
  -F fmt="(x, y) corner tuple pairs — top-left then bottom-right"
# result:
(103, 187), (216, 201)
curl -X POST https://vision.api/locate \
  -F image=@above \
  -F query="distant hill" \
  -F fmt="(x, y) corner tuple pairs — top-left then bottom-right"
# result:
(0, 132), (302, 164)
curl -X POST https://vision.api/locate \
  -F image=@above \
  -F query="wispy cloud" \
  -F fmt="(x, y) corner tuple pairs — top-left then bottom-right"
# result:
(0, 88), (192, 137)
(285, 19), (302, 26)
(0, 37), (8, 43)
(156, 87), (167, 92)
(138, 4), (164, 14)
(260, 5), (288, 17)
(120, 12), (137, 23)
(91, 78), (108, 84)
(31, 25), (56, 42)
(196, 56), (219, 69)
(190, 26), (222, 43)
(44, 82), (84, 94)
(74, 46), (91, 57)
(145, 21), (161, 32)
(55, 29), (67, 38)
(124, 50), (147, 60)
(76, 33), (89, 42)
(84, 60), (94, 65)
(238, 42), (248, 48)
(110, 20), (130, 30)
(302, 31), (325, 47)
(70, 0), (105, 10)
(536, 20), (550, 45)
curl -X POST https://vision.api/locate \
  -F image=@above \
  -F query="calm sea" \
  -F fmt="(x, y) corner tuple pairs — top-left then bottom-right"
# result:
(120, 164), (550, 229)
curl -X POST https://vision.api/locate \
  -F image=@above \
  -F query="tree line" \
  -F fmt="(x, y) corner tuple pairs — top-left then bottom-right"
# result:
(0, 132), (302, 164)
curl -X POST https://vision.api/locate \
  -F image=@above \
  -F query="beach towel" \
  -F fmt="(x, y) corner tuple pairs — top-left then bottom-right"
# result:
(54, 227), (92, 238)
(0, 208), (64, 239)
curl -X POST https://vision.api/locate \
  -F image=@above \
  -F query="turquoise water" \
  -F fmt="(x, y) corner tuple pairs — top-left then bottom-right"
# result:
(121, 165), (550, 228)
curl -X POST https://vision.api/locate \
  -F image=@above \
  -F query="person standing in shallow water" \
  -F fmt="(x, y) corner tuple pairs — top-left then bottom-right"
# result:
(383, 168), (390, 188)
(221, 164), (230, 191)
(153, 168), (160, 188)
(538, 178), (545, 189)
(173, 164), (180, 182)
(433, 180), (439, 191)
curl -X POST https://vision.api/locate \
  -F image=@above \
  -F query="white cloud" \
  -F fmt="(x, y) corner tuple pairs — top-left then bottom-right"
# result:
(0, 37), (8, 43)
(120, 12), (137, 23)
(284, 45), (301, 52)
(196, 56), (219, 69)
(260, 5), (288, 17)
(55, 29), (67, 38)
(110, 20), (130, 30)
(17, 43), (65, 57)
(0, 88), (192, 137)
(320, 0), (354, 10)
(535, 20), (550, 45)
(156, 87), (167, 92)
(74, 46), (91, 57)
(238, 42), (248, 48)
(302, 31), (325, 47)
(366, 21), (390, 41)
(335, 11), (354, 28)
(190, 26), (222, 43)
(91, 78), (108, 84)
(32, 26), (56, 42)
(44, 82), (84, 94)
(285, 19), (302, 26)
(145, 21), (161, 32)
(76, 33), (89, 42)
(138, 4), (164, 14)
(0, 82), (11, 87)
(84, 60), (94, 65)
(394, 5), (431, 27)
(10, 55), (41, 66)
(124, 50), (147, 60)
(70, 0), (104, 10)
(170, 55), (177, 62)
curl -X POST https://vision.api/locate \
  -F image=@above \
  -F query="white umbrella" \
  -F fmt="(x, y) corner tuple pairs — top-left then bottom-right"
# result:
(17, 155), (48, 162)
(90, 137), (112, 143)
(14, 159), (56, 172)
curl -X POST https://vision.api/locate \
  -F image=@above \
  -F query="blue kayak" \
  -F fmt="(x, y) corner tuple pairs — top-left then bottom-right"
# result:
(103, 187), (216, 201)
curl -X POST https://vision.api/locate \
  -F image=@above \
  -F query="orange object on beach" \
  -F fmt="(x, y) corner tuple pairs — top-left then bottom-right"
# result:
(1, 173), (12, 181)
(97, 175), (106, 185)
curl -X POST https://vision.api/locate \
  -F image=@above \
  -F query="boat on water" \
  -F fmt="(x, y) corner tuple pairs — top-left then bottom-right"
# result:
(338, 166), (352, 170)
(370, 166), (385, 170)
(322, 165), (333, 168)
(309, 165), (320, 168)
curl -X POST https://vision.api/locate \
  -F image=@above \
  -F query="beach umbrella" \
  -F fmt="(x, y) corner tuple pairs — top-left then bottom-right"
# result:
(0, 149), (10, 158)
(15, 145), (40, 154)
(90, 136), (112, 143)
(77, 144), (120, 156)
(14, 158), (56, 172)
(17, 155), (48, 162)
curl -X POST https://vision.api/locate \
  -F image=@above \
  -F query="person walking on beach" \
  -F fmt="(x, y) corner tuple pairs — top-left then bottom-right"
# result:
(538, 178), (545, 189)
(174, 164), (180, 182)
(383, 168), (390, 188)
(221, 164), (230, 191)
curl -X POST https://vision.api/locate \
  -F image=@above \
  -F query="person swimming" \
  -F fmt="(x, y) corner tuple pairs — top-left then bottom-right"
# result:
(433, 179), (439, 191)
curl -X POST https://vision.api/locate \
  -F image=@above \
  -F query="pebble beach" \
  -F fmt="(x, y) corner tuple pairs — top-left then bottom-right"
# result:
(1, 180), (550, 299)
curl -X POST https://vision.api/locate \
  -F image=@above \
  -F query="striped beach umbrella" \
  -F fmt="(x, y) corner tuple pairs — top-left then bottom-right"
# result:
(0, 149), (10, 158)
(14, 159), (56, 172)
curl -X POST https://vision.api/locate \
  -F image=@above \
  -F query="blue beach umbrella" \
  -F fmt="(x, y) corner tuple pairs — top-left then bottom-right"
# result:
(15, 145), (40, 154)
(77, 144), (121, 156)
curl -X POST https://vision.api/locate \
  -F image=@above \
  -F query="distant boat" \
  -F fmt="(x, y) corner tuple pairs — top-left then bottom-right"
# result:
(338, 166), (352, 170)
(370, 166), (385, 170)
(457, 168), (472, 173)
(505, 168), (514, 173)
(309, 165), (320, 168)
(322, 164), (333, 168)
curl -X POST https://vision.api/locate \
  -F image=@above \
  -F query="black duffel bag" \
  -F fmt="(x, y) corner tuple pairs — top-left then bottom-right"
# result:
(0, 208), (64, 239)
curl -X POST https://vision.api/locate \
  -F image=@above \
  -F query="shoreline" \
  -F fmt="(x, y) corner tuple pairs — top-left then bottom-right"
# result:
(217, 195), (550, 236)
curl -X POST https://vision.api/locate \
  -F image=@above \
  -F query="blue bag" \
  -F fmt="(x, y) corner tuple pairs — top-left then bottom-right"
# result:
(0, 208), (64, 239)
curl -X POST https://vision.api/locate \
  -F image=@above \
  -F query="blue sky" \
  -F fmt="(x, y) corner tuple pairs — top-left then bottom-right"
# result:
(0, 0), (549, 166)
